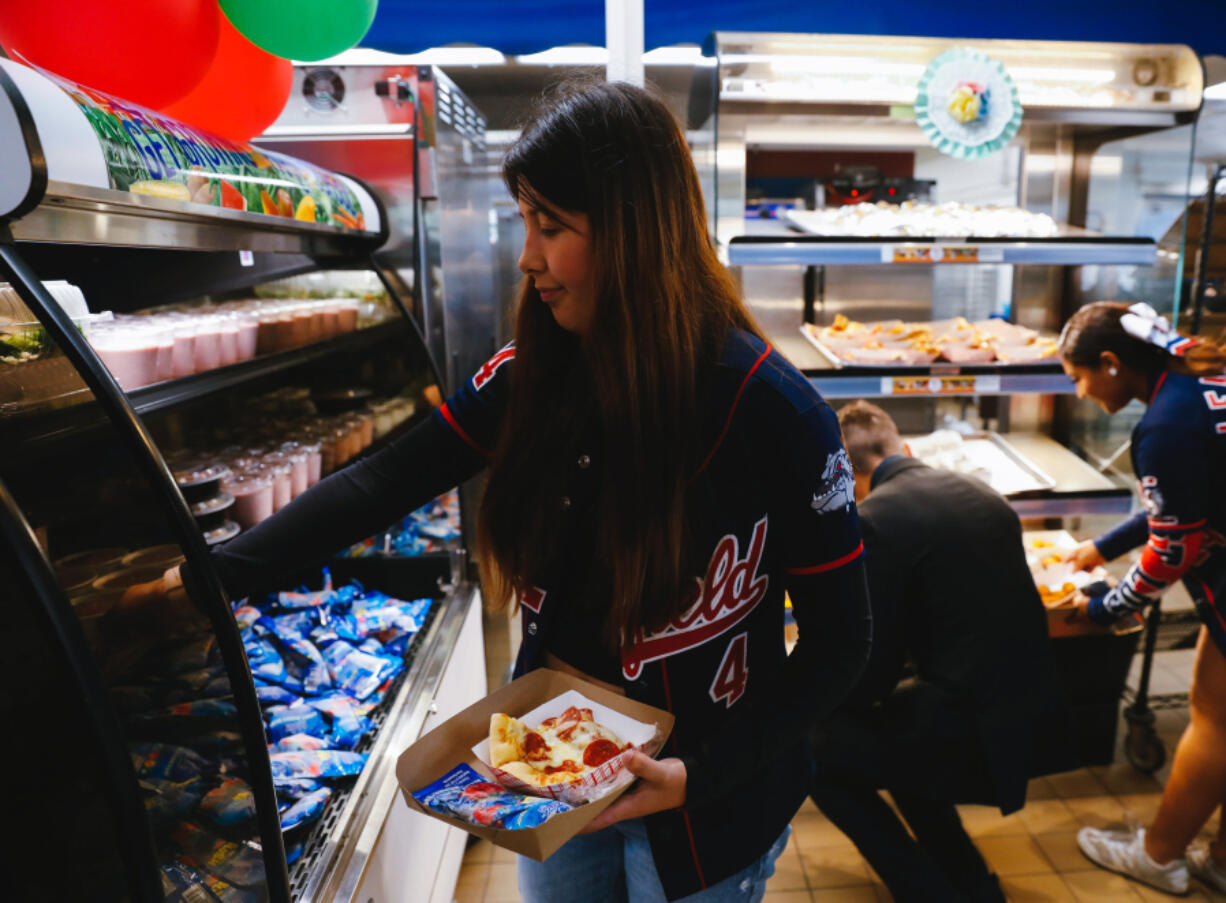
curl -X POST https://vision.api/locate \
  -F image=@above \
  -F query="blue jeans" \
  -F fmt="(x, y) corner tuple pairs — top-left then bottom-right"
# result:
(516, 818), (789, 903)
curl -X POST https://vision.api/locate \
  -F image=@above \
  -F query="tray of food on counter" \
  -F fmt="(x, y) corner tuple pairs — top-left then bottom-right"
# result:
(800, 315), (1061, 368)
(904, 429), (1056, 497)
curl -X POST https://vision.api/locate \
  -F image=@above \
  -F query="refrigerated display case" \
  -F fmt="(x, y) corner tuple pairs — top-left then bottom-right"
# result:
(257, 65), (508, 695)
(691, 32), (1205, 518)
(0, 56), (491, 903)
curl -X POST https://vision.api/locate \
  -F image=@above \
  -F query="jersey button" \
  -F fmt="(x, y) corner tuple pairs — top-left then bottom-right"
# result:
(560, 495), (572, 510)
(527, 621), (538, 636)
(578, 454), (591, 469)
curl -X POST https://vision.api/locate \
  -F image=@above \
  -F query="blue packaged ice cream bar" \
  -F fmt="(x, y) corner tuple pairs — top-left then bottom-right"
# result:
(413, 764), (572, 830)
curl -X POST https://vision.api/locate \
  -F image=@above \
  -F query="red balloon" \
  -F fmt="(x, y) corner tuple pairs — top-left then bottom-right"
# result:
(160, 15), (293, 144)
(0, 0), (219, 110)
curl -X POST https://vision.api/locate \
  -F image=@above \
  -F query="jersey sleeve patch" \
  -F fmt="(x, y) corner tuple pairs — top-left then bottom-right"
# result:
(810, 449), (855, 515)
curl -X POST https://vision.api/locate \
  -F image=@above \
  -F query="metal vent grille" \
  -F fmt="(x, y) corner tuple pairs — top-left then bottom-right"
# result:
(286, 599), (443, 898)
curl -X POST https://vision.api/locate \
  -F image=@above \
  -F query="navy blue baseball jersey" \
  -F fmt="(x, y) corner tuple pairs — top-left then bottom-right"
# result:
(1089, 370), (1226, 642)
(437, 328), (871, 899)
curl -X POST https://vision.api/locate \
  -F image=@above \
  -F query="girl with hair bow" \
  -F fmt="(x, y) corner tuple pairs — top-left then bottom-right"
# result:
(1059, 301), (1226, 894)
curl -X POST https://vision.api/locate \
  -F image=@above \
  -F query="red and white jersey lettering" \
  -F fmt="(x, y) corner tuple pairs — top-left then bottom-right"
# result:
(472, 342), (516, 391)
(432, 342), (515, 458)
(621, 516), (769, 680)
(709, 632), (750, 707)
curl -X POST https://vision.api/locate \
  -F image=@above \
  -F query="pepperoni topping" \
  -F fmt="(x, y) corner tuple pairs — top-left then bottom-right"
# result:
(544, 760), (582, 775)
(583, 739), (622, 768)
(523, 732), (550, 760)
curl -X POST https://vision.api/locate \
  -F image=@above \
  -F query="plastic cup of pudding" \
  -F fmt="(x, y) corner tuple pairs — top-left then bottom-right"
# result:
(336, 299), (360, 333)
(263, 460), (293, 511)
(265, 450), (308, 498)
(217, 314), (240, 367)
(354, 411), (374, 448)
(314, 300), (330, 340)
(275, 443), (312, 495)
(168, 315), (198, 378)
(292, 439), (323, 486)
(150, 317), (176, 383)
(223, 472), (274, 528)
(90, 322), (161, 391)
(349, 418), (365, 456)
(193, 314), (223, 373)
(234, 312), (259, 361)
(282, 304), (307, 349)
(303, 302), (324, 344)
(256, 309), (281, 355)
(312, 430), (337, 476)
(331, 420), (355, 466)
(273, 309), (297, 353)
(320, 302), (341, 339)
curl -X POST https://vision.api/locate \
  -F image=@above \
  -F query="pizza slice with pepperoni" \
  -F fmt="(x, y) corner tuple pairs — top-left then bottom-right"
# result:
(488, 706), (631, 787)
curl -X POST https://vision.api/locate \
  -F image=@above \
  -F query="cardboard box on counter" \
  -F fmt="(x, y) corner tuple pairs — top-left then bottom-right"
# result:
(395, 668), (674, 861)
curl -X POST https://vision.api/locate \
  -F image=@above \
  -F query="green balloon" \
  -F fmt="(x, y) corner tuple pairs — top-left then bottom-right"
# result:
(220, 0), (379, 62)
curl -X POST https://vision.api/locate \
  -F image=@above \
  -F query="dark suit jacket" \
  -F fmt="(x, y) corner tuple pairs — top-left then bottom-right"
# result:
(854, 456), (1073, 814)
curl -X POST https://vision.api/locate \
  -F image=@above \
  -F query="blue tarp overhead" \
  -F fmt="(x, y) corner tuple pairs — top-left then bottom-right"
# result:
(366, 1), (1226, 57)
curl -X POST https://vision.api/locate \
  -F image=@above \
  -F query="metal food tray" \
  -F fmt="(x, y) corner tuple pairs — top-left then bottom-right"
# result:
(912, 432), (1057, 497)
(798, 323), (1059, 371)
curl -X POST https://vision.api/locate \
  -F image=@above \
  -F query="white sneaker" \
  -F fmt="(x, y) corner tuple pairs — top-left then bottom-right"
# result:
(1077, 826), (1189, 895)
(1187, 845), (1226, 893)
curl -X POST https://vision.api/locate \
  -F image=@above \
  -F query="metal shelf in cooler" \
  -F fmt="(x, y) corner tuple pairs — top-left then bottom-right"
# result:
(726, 234), (1157, 267)
(0, 320), (411, 459)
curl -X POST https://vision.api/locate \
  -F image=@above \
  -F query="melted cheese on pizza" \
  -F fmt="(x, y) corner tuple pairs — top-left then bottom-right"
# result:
(488, 705), (629, 784)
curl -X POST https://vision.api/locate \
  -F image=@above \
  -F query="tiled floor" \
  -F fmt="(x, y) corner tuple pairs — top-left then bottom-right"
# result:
(452, 648), (1224, 902)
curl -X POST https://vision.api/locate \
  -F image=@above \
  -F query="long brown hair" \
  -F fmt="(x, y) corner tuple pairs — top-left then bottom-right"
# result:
(1059, 301), (1226, 377)
(477, 80), (763, 649)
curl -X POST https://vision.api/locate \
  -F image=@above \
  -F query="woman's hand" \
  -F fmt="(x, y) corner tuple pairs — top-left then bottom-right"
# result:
(1067, 540), (1105, 573)
(1067, 591), (1092, 622)
(579, 751), (686, 833)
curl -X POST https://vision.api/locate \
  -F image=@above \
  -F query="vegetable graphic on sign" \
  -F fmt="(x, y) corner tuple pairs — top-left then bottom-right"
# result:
(29, 64), (370, 232)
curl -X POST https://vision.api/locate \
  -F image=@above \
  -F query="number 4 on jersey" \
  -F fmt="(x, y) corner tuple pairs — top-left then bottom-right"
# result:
(710, 632), (749, 708)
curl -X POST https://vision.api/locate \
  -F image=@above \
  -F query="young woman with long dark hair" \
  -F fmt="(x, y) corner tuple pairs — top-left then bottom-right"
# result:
(129, 81), (872, 902)
(1060, 301), (1226, 895)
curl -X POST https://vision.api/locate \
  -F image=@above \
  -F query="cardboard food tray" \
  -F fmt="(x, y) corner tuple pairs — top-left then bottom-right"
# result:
(1023, 529), (1111, 611)
(472, 688), (659, 804)
(396, 668), (674, 861)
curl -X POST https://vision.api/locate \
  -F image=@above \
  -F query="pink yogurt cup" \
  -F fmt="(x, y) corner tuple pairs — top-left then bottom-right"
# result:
(193, 317), (222, 372)
(223, 474), (274, 528)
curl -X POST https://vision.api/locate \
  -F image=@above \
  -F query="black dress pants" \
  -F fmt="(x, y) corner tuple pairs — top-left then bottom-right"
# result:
(809, 682), (1006, 903)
